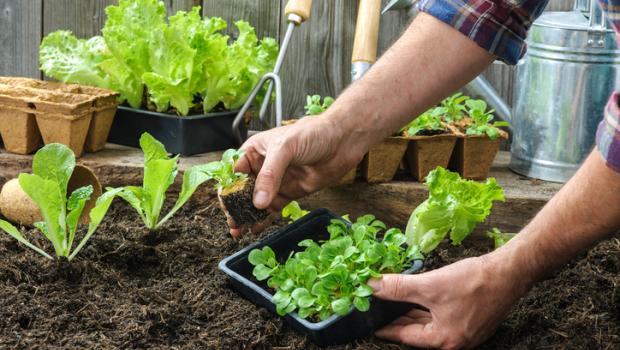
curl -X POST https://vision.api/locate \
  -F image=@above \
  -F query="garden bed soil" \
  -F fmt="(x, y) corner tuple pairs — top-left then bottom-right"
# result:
(0, 200), (618, 349)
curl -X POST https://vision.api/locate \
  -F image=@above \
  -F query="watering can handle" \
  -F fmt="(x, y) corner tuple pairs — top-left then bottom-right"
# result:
(352, 0), (382, 64)
(285, 0), (313, 23)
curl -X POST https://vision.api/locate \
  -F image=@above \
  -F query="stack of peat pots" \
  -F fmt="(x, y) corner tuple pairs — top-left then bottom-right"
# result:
(0, 77), (119, 156)
(402, 125), (460, 181)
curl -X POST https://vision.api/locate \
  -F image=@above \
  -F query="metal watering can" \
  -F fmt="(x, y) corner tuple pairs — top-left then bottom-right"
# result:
(384, 0), (620, 182)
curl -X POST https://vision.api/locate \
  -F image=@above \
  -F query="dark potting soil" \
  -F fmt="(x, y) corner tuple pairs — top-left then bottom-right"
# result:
(0, 201), (618, 349)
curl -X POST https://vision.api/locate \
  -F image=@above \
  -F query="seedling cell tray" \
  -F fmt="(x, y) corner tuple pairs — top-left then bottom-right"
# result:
(108, 106), (247, 156)
(219, 208), (424, 346)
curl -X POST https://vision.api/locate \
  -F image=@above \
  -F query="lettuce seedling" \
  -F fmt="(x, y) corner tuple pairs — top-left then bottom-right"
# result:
(200, 149), (269, 226)
(304, 95), (335, 116)
(110, 133), (211, 230)
(440, 92), (469, 123)
(465, 99), (510, 140)
(249, 215), (422, 320)
(401, 108), (446, 137)
(405, 167), (505, 254)
(0, 144), (118, 260)
(486, 228), (516, 249)
(281, 201), (309, 223)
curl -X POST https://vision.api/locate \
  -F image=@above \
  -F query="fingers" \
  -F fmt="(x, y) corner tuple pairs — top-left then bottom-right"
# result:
(375, 320), (442, 348)
(368, 273), (432, 305)
(253, 137), (293, 209)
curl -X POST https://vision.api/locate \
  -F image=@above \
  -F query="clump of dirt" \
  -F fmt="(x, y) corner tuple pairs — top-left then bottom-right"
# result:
(0, 200), (618, 349)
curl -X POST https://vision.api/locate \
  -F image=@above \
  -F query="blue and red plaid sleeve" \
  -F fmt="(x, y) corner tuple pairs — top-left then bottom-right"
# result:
(416, 0), (549, 64)
(417, 0), (620, 172)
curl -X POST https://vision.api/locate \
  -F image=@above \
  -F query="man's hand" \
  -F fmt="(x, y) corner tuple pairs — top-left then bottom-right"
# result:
(227, 115), (366, 236)
(369, 254), (530, 349)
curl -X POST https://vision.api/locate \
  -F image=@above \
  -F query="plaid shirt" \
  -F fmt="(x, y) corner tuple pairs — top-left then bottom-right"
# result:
(418, 0), (620, 172)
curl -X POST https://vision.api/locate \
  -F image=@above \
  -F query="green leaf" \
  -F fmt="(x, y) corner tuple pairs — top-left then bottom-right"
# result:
(331, 297), (351, 316)
(354, 284), (373, 298)
(252, 264), (273, 281)
(353, 296), (370, 312)
(19, 173), (66, 257)
(0, 219), (53, 259)
(65, 185), (93, 252)
(32, 143), (75, 199)
(140, 133), (169, 162)
(142, 158), (178, 229)
(281, 201), (309, 223)
(156, 166), (211, 228)
(486, 228), (516, 249)
(115, 186), (147, 224)
(69, 188), (123, 260)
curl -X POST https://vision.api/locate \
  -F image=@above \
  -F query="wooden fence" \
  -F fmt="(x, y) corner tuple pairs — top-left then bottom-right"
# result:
(1, 0), (572, 120)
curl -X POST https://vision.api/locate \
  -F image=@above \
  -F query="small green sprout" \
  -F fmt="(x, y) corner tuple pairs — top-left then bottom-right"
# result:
(465, 99), (510, 140)
(198, 149), (248, 190)
(401, 107), (445, 136)
(304, 94), (335, 116)
(281, 201), (309, 223)
(486, 228), (516, 249)
(440, 92), (470, 123)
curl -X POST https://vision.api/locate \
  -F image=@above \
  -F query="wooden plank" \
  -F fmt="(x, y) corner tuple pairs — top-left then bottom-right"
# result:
(202, 0), (280, 41)
(278, 0), (356, 120)
(165, 0), (198, 15)
(0, 0), (43, 78)
(42, 0), (117, 39)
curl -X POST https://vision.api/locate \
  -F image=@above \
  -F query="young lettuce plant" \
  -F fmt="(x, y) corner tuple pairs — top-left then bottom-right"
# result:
(199, 149), (269, 226)
(440, 92), (469, 123)
(405, 167), (505, 254)
(110, 133), (211, 230)
(249, 215), (422, 321)
(304, 95), (335, 116)
(281, 201), (309, 223)
(401, 107), (446, 137)
(0, 144), (118, 260)
(465, 99), (510, 140)
(486, 228), (516, 249)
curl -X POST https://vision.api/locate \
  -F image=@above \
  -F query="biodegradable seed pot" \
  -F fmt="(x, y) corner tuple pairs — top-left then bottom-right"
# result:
(362, 137), (409, 183)
(449, 132), (508, 179)
(0, 109), (42, 154)
(405, 132), (458, 181)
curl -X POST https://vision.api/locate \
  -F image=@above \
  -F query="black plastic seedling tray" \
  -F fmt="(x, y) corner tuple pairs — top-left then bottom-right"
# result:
(108, 106), (246, 156)
(219, 208), (424, 346)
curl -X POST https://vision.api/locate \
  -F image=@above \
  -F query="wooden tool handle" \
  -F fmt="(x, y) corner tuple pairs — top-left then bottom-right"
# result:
(352, 0), (382, 63)
(285, 0), (313, 23)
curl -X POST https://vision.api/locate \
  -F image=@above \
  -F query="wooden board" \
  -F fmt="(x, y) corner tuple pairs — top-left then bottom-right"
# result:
(0, 0), (43, 79)
(42, 0), (117, 39)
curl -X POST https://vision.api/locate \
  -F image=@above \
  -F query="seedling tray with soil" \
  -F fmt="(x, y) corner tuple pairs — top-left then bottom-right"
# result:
(219, 208), (424, 346)
(0, 199), (618, 349)
(108, 106), (247, 156)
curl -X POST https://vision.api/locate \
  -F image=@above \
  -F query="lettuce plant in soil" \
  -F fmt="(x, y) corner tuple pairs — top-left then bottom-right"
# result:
(39, 0), (278, 116)
(108, 132), (211, 230)
(249, 167), (504, 321)
(199, 149), (269, 226)
(0, 144), (117, 260)
(487, 228), (516, 249)
(463, 99), (510, 140)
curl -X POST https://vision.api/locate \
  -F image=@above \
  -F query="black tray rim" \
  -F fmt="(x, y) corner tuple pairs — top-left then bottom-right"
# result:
(117, 105), (240, 121)
(218, 208), (424, 331)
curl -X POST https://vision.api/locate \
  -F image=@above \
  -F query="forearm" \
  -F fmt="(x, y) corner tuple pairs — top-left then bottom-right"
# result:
(490, 150), (620, 291)
(324, 12), (494, 154)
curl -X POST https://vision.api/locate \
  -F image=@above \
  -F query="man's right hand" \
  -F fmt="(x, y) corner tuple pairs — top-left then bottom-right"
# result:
(230, 115), (365, 236)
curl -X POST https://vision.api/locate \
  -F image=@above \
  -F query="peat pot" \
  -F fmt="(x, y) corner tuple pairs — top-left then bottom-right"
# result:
(219, 209), (424, 346)
(405, 133), (457, 181)
(449, 132), (508, 180)
(362, 137), (409, 183)
(108, 107), (248, 156)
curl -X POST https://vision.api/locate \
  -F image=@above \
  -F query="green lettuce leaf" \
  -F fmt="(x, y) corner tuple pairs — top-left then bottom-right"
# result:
(405, 167), (505, 253)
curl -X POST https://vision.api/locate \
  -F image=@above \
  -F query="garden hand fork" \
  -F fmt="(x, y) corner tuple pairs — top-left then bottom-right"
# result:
(232, 0), (313, 145)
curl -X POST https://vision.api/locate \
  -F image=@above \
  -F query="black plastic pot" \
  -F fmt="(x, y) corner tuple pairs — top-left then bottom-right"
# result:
(108, 106), (247, 156)
(219, 208), (424, 346)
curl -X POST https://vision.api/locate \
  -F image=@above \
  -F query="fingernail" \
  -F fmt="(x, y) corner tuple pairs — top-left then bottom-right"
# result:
(254, 190), (269, 208)
(368, 278), (382, 292)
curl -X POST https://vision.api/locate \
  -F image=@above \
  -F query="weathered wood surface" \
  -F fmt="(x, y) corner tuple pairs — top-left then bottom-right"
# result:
(0, 148), (562, 234)
(0, 0), (576, 118)
(0, 0), (43, 79)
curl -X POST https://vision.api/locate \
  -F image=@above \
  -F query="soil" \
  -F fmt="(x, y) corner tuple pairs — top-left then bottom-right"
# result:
(219, 177), (270, 226)
(0, 200), (618, 349)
